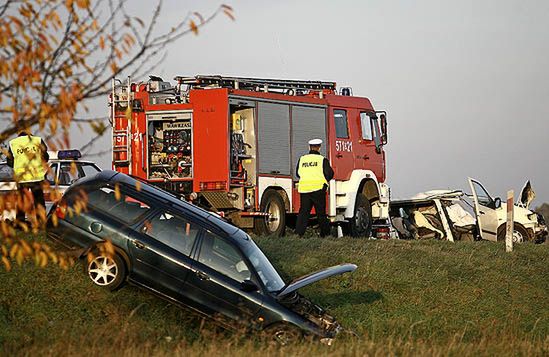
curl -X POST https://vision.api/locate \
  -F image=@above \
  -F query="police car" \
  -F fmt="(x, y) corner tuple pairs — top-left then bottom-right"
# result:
(0, 150), (101, 219)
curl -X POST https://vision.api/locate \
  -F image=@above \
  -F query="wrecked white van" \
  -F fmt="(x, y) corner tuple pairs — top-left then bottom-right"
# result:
(390, 179), (547, 243)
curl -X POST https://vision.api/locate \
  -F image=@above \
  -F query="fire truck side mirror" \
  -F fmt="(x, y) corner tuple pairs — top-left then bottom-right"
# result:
(380, 114), (388, 145)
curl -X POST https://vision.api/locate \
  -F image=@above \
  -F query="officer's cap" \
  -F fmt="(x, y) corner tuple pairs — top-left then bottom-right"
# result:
(308, 138), (322, 146)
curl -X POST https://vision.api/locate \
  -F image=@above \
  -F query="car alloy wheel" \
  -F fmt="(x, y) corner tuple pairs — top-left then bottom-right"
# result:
(86, 251), (126, 291)
(512, 229), (524, 243)
(497, 223), (531, 243)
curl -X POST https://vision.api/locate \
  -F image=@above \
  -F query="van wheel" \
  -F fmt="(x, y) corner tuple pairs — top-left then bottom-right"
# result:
(254, 189), (286, 237)
(348, 194), (372, 237)
(497, 223), (532, 243)
(86, 250), (127, 291)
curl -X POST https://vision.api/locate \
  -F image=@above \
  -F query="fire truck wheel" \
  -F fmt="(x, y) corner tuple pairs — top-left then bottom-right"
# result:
(254, 189), (286, 237)
(348, 194), (372, 238)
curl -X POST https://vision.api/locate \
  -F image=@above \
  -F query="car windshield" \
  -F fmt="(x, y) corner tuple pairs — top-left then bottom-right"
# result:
(241, 238), (285, 293)
(0, 163), (13, 182)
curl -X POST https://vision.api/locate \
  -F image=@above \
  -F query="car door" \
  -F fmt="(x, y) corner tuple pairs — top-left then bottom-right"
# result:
(128, 209), (200, 303)
(468, 178), (499, 241)
(185, 230), (264, 327)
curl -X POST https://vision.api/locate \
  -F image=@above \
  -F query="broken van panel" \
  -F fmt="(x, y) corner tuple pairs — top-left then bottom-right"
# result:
(518, 180), (535, 209)
(390, 190), (476, 242)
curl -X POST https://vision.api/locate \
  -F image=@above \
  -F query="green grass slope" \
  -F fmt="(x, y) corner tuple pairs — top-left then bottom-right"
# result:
(1, 236), (548, 356)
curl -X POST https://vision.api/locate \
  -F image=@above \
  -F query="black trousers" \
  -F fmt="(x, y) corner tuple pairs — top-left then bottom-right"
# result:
(295, 189), (330, 237)
(16, 180), (46, 222)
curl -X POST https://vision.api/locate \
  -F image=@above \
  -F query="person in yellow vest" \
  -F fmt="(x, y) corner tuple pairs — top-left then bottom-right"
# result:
(295, 138), (334, 237)
(7, 131), (49, 223)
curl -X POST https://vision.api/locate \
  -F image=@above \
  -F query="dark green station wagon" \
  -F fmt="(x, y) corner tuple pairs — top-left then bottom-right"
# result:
(46, 170), (356, 344)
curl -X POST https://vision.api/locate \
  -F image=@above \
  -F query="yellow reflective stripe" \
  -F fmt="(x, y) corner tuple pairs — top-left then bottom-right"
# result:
(297, 154), (327, 193)
(9, 135), (46, 183)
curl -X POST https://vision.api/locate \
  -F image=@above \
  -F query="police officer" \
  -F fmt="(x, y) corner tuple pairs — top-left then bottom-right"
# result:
(295, 138), (334, 237)
(7, 130), (49, 223)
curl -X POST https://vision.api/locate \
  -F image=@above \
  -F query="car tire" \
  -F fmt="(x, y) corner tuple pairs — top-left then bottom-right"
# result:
(254, 189), (286, 237)
(348, 194), (372, 238)
(86, 249), (127, 291)
(263, 323), (303, 346)
(496, 223), (532, 243)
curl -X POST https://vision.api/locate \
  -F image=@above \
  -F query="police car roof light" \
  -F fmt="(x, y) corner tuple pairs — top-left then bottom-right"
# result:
(57, 150), (82, 160)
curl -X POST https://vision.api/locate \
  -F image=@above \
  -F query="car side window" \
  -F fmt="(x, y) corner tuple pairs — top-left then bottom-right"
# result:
(360, 112), (373, 140)
(46, 163), (57, 184)
(86, 186), (151, 224)
(58, 163), (79, 185)
(198, 231), (251, 283)
(79, 164), (101, 178)
(0, 164), (14, 181)
(471, 181), (493, 207)
(141, 211), (198, 256)
(334, 109), (349, 138)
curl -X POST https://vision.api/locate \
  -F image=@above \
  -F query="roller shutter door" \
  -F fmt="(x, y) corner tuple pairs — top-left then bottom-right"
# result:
(257, 102), (291, 175)
(291, 106), (327, 179)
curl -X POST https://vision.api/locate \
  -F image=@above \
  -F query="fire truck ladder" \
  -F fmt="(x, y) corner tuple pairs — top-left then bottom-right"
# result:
(110, 77), (132, 173)
(175, 75), (337, 94)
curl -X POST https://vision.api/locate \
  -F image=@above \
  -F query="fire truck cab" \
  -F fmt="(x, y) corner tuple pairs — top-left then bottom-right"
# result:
(110, 75), (389, 237)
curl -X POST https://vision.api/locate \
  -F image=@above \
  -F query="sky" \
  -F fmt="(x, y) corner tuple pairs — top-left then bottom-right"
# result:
(73, 0), (549, 204)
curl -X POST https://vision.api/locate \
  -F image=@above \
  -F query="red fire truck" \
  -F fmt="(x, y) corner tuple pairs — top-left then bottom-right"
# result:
(109, 75), (389, 237)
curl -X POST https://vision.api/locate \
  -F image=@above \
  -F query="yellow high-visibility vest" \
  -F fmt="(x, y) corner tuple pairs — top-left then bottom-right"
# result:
(297, 154), (327, 193)
(9, 135), (47, 183)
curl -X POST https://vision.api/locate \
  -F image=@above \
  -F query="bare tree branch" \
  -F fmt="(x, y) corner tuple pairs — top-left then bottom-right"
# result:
(0, 1), (232, 145)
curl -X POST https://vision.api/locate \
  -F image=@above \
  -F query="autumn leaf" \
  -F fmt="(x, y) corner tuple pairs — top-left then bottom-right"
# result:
(223, 8), (235, 21)
(39, 251), (48, 267)
(125, 105), (132, 121)
(9, 244), (19, 259)
(1, 257), (10, 271)
(189, 20), (198, 35)
(75, 0), (90, 9)
(114, 183), (121, 201)
(104, 240), (115, 256)
(110, 62), (119, 74)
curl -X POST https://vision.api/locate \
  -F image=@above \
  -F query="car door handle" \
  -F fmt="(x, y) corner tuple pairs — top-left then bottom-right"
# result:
(479, 211), (485, 215)
(196, 271), (210, 281)
(363, 155), (369, 160)
(336, 153), (343, 158)
(133, 240), (146, 249)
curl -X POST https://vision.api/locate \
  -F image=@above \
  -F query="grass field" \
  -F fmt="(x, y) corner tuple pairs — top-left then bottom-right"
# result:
(1, 235), (548, 356)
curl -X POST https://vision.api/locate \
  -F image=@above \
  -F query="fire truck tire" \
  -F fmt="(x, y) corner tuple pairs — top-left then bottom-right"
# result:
(254, 189), (286, 237)
(348, 194), (372, 238)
